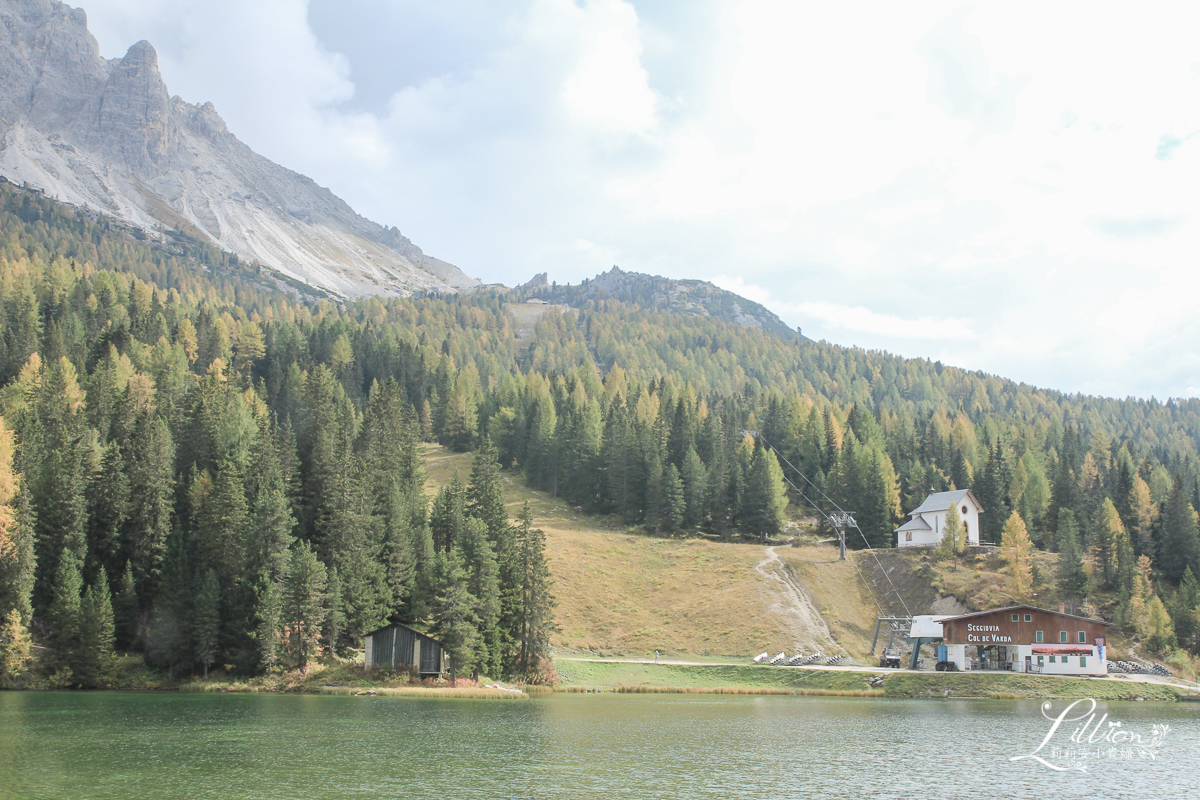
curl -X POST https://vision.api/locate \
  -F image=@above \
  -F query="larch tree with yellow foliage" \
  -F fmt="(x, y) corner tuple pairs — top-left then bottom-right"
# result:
(1000, 511), (1034, 599)
(937, 503), (966, 569)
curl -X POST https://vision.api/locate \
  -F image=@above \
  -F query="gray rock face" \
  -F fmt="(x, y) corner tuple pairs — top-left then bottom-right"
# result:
(0, 0), (479, 297)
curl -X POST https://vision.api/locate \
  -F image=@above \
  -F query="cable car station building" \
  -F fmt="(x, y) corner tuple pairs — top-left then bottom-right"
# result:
(938, 606), (1108, 676)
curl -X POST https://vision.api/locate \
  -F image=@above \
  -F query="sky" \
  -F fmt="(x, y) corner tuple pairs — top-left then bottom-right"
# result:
(76, 0), (1200, 400)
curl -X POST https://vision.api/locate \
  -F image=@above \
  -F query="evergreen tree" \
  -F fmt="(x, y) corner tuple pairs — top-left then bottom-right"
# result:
(255, 575), (284, 671)
(430, 474), (467, 554)
(467, 438), (509, 542)
(142, 529), (189, 678)
(525, 392), (559, 494)
(47, 551), (83, 670)
(86, 442), (129, 586)
(680, 446), (707, 529)
(661, 464), (685, 533)
(325, 564), (345, 655)
(514, 502), (556, 677)
(1159, 478), (1200, 582)
(1057, 519), (1089, 600)
(114, 561), (140, 651)
(122, 414), (174, 601)
(405, 523), (438, 623)
(429, 550), (481, 683)
(1172, 567), (1200, 653)
(76, 569), (116, 688)
(858, 448), (896, 548)
(283, 541), (327, 671)
(740, 445), (788, 542)
(456, 517), (501, 677)
(193, 569), (221, 678)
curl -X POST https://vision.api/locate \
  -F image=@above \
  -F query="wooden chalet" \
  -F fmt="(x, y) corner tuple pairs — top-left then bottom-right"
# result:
(937, 605), (1109, 676)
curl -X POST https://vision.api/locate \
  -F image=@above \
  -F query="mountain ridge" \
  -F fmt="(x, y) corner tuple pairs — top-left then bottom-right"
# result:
(521, 265), (805, 341)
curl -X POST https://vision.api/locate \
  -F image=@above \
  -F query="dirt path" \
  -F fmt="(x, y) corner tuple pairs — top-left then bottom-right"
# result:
(754, 545), (845, 657)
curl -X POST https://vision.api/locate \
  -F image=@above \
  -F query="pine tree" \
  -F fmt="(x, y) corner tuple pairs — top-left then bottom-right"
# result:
(514, 503), (556, 678)
(324, 565), (345, 655)
(114, 561), (139, 651)
(680, 446), (707, 529)
(1056, 519), (1089, 600)
(456, 517), (501, 678)
(47, 551), (83, 671)
(429, 550), (481, 683)
(1172, 567), (1200, 653)
(193, 569), (221, 678)
(858, 447), (896, 548)
(86, 442), (129, 585)
(76, 569), (116, 688)
(661, 464), (685, 533)
(284, 541), (327, 671)
(405, 523), (438, 623)
(255, 575), (284, 672)
(1158, 478), (1200, 582)
(467, 438), (509, 542)
(740, 445), (788, 542)
(430, 474), (467, 554)
(1000, 511), (1034, 599)
(123, 414), (174, 601)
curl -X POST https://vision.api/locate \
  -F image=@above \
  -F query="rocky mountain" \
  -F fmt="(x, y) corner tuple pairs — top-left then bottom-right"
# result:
(523, 266), (804, 341)
(0, 0), (478, 297)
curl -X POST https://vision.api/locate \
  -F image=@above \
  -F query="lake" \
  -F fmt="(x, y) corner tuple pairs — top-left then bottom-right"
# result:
(1, 691), (1196, 798)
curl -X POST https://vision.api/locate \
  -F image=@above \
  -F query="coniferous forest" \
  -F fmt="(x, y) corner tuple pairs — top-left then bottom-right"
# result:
(1, 181), (1200, 687)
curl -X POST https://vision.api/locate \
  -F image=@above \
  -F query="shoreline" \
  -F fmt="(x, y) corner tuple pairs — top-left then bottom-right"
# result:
(5, 654), (1191, 702)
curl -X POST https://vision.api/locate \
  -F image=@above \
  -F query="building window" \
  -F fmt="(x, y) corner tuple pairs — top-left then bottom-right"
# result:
(1037, 656), (1044, 666)
(1078, 631), (1086, 643)
(1080, 656), (1087, 668)
(905, 532), (912, 542)
(1035, 631), (1043, 643)
(961, 505), (968, 515)
(964, 521), (969, 537)
(1059, 631), (1068, 643)
(1025, 614), (1032, 622)
(1049, 656), (1056, 663)
(1011, 614), (1019, 622)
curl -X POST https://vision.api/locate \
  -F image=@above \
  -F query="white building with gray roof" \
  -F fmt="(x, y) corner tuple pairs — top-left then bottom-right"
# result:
(895, 489), (983, 548)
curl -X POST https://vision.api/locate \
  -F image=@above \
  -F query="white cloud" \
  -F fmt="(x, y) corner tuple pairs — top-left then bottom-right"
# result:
(798, 302), (975, 342)
(73, 0), (1200, 399)
(560, 0), (658, 134)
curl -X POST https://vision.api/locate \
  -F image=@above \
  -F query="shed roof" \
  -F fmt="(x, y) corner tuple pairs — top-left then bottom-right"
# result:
(909, 489), (983, 516)
(365, 621), (445, 644)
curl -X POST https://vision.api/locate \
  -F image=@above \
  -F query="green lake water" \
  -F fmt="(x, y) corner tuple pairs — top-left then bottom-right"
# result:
(0, 691), (1196, 799)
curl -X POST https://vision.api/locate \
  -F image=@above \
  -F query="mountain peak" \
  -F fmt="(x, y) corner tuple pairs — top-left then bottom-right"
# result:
(529, 267), (803, 341)
(0, 0), (479, 298)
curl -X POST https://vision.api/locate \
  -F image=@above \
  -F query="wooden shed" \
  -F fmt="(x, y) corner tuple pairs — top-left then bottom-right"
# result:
(364, 623), (446, 676)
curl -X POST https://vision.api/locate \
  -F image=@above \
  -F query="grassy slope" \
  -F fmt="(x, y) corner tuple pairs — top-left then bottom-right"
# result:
(424, 444), (799, 657)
